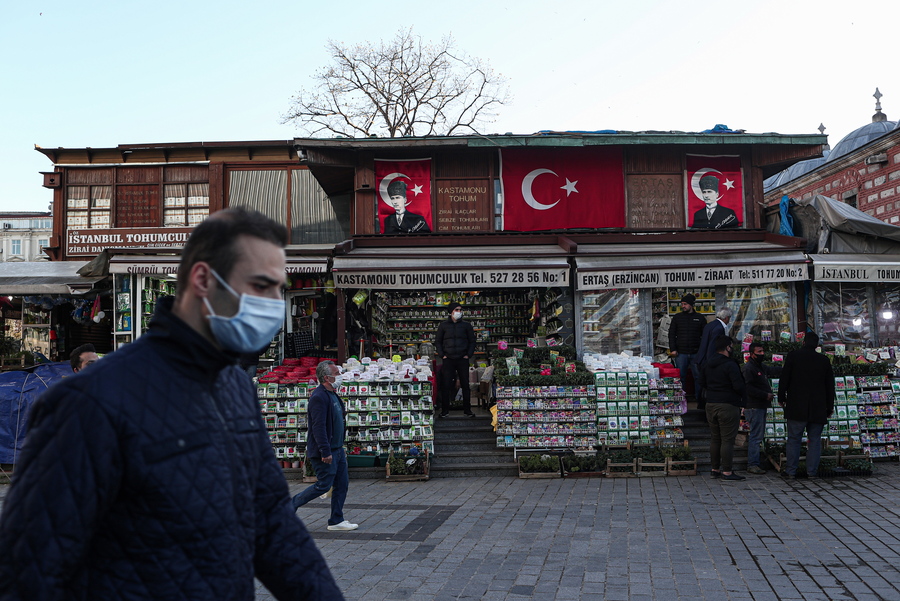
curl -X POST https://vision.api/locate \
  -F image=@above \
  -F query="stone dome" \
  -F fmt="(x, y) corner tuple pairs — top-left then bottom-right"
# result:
(826, 119), (897, 162)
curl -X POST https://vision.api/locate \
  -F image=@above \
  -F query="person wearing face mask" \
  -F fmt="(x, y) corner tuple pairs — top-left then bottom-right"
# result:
(742, 342), (782, 475)
(290, 361), (357, 532)
(435, 302), (476, 418)
(692, 306), (733, 410)
(0, 208), (344, 601)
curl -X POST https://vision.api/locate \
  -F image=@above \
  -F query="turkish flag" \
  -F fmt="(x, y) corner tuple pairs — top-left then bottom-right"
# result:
(685, 155), (743, 229)
(501, 147), (625, 231)
(375, 159), (433, 234)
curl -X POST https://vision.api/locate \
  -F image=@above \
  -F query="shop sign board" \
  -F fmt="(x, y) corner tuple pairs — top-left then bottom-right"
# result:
(66, 227), (193, 256)
(578, 263), (807, 290)
(434, 179), (492, 232)
(814, 263), (900, 283)
(116, 185), (160, 228)
(109, 258), (327, 275)
(335, 267), (569, 289)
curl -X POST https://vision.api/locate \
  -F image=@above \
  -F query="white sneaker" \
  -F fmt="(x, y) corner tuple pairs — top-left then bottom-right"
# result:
(327, 520), (358, 531)
(319, 487), (333, 500)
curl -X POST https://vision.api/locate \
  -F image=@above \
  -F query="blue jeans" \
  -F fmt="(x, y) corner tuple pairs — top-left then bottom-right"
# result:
(744, 408), (767, 467)
(292, 446), (349, 525)
(673, 353), (699, 395)
(786, 420), (825, 476)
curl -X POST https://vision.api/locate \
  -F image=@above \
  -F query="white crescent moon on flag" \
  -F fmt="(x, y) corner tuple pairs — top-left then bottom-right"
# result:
(522, 168), (561, 210)
(379, 172), (411, 207)
(691, 168), (723, 201)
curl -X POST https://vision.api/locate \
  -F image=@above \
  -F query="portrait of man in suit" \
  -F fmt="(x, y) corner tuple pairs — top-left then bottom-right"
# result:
(383, 179), (431, 234)
(691, 174), (739, 229)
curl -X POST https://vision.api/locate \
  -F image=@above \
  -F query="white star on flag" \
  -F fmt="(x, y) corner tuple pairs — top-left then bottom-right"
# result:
(560, 178), (579, 196)
(411, 184), (423, 195)
(723, 178), (735, 190)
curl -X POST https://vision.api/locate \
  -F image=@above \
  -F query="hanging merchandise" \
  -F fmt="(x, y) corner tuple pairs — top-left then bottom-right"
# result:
(352, 290), (369, 307)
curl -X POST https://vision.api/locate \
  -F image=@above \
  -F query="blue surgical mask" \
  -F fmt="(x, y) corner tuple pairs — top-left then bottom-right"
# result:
(204, 269), (285, 353)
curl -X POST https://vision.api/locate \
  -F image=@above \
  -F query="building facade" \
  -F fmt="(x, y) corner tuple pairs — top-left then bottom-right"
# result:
(0, 212), (52, 262)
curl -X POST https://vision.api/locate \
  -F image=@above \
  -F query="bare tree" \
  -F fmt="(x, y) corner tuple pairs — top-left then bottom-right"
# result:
(282, 28), (509, 138)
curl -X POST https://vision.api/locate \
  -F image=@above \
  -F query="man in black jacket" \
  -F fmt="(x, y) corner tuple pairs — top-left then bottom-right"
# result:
(693, 306), (733, 410)
(778, 332), (835, 478)
(667, 294), (706, 401)
(435, 302), (476, 418)
(742, 342), (782, 475)
(700, 335), (746, 481)
(0, 209), (344, 600)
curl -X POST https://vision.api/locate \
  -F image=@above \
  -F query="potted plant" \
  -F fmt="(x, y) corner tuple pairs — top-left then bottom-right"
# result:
(605, 448), (637, 478)
(663, 442), (697, 476)
(562, 452), (607, 478)
(386, 449), (430, 481)
(517, 453), (562, 479)
(634, 446), (667, 477)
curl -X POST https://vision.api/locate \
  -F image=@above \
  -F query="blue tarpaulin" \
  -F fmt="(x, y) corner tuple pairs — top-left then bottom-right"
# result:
(0, 363), (72, 464)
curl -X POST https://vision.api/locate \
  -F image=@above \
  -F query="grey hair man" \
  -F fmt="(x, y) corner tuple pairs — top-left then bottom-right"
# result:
(692, 307), (734, 409)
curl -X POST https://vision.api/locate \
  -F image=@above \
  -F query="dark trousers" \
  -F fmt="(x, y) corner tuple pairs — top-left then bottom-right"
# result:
(440, 357), (471, 414)
(707, 403), (741, 472)
(292, 447), (349, 526)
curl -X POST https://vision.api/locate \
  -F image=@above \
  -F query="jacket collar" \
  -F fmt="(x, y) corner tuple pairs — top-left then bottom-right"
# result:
(144, 296), (239, 381)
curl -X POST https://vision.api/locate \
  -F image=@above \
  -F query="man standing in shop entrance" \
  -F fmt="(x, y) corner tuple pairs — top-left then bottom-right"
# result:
(291, 360), (358, 531)
(667, 294), (706, 402)
(0, 208), (343, 600)
(742, 342), (782, 475)
(435, 302), (476, 418)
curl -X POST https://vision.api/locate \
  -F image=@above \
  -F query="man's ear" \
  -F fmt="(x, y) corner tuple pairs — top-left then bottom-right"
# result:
(189, 261), (214, 299)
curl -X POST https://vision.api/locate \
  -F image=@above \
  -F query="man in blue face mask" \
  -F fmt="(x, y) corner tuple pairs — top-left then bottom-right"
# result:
(0, 208), (344, 600)
(290, 360), (357, 532)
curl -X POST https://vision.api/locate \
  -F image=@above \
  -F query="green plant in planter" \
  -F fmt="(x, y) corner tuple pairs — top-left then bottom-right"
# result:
(632, 446), (666, 471)
(563, 454), (604, 473)
(608, 449), (634, 472)
(661, 444), (694, 462)
(388, 454), (428, 475)
(518, 454), (560, 473)
(304, 459), (315, 478)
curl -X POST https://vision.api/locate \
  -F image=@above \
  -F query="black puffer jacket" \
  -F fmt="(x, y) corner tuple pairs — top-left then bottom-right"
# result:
(701, 353), (746, 407)
(435, 318), (475, 359)
(668, 310), (706, 354)
(0, 298), (343, 601)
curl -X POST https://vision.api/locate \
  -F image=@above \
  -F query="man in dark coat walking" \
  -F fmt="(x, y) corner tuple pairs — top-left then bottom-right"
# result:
(0, 209), (344, 600)
(435, 302), (476, 418)
(692, 306), (733, 409)
(778, 332), (835, 478)
(699, 335), (746, 481)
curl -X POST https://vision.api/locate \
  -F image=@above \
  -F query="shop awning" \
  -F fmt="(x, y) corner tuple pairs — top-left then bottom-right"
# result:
(0, 261), (105, 295)
(575, 242), (809, 290)
(809, 254), (900, 283)
(332, 245), (570, 289)
(108, 253), (330, 276)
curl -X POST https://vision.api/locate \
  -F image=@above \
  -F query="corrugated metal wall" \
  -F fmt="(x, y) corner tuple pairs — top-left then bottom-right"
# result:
(227, 169), (347, 244)
(290, 169), (347, 244)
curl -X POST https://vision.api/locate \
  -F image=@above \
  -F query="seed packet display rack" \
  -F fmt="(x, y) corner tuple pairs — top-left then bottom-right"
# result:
(495, 385), (597, 458)
(595, 371), (687, 446)
(763, 375), (900, 459)
(339, 380), (435, 456)
(258, 379), (436, 466)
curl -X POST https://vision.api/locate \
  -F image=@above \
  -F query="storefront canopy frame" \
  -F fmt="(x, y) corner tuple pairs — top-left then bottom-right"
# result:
(332, 245), (570, 289)
(575, 242), (809, 290)
(809, 254), (900, 283)
(0, 261), (104, 295)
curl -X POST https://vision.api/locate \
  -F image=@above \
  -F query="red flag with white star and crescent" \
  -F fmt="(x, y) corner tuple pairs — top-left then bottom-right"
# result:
(375, 158), (433, 234)
(500, 147), (625, 231)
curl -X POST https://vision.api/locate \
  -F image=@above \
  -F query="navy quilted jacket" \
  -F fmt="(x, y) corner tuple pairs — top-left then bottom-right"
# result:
(0, 298), (344, 601)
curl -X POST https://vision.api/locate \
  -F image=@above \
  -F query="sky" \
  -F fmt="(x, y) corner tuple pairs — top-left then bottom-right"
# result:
(2, 0), (898, 212)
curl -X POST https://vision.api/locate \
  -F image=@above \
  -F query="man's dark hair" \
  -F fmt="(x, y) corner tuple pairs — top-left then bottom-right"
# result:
(714, 335), (733, 353)
(748, 342), (764, 355)
(70, 343), (96, 371)
(803, 331), (820, 348)
(177, 208), (287, 290)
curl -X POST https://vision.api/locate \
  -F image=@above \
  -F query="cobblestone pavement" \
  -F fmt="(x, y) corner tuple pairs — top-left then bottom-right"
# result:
(4, 465), (900, 600)
(273, 464), (900, 601)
